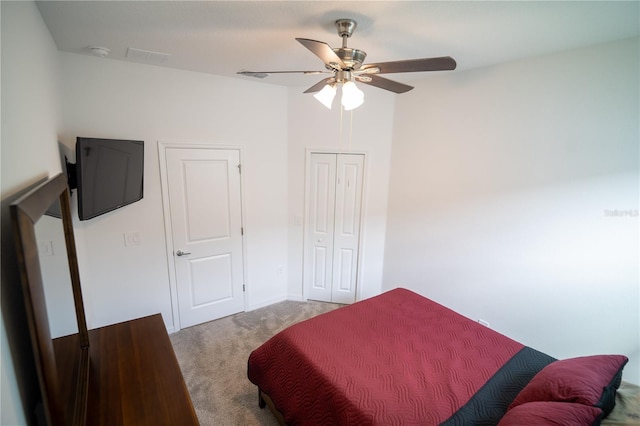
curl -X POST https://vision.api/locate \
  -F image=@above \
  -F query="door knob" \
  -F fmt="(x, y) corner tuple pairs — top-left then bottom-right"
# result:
(176, 250), (191, 256)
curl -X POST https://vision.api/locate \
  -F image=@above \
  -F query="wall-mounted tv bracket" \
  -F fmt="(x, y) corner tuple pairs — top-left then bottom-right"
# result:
(65, 156), (77, 191)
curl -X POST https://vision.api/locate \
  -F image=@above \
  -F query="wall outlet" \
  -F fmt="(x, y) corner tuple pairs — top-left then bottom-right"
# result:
(124, 232), (141, 247)
(38, 240), (54, 256)
(478, 319), (490, 328)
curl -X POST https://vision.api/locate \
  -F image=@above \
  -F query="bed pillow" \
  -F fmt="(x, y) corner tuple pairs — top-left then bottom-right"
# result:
(509, 354), (628, 416)
(498, 401), (603, 426)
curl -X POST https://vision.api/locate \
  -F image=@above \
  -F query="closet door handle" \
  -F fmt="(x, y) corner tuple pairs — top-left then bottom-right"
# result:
(176, 250), (191, 257)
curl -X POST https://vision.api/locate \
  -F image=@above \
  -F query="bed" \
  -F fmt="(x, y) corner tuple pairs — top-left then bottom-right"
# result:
(248, 288), (630, 425)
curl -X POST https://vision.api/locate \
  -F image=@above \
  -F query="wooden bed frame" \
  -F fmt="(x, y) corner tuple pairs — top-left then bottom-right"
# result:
(258, 389), (285, 426)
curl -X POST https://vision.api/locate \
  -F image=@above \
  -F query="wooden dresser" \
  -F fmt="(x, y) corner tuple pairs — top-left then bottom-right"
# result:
(53, 314), (198, 425)
(12, 174), (199, 425)
(85, 314), (198, 425)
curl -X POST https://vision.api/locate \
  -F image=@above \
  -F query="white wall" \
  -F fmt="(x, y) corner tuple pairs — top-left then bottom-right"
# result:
(1, 2), (62, 424)
(58, 53), (289, 331)
(287, 86), (394, 301)
(384, 37), (640, 384)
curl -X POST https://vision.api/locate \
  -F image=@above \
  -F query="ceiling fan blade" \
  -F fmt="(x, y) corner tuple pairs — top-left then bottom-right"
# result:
(361, 56), (457, 74)
(237, 70), (328, 79)
(356, 74), (413, 94)
(296, 38), (346, 70)
(303, 77), (335, 94)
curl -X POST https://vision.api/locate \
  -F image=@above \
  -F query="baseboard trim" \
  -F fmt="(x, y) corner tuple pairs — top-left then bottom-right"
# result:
(246, 295), (287, 312)
(286, 295), (305, 302)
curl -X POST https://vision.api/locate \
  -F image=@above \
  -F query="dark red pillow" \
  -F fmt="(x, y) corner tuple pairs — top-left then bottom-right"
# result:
(509, 354), (628, 416)
(498, 401), (603, 426)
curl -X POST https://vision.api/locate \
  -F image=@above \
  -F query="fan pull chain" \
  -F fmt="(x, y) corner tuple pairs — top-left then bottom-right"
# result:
(338, 103), (344, 153)
(349, 108), (354, 153)
(337, 103), (354, 154)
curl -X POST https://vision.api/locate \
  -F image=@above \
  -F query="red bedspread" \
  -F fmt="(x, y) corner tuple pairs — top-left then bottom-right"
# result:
(248, 288), (527, 425)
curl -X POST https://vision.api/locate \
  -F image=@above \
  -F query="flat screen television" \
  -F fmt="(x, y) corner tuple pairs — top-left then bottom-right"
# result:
(75, 137), (144, 221)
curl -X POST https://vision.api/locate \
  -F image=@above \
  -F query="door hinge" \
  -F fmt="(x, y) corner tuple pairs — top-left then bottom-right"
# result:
(238, 164), (242, 174)
(241, 227), (244, 236)
(243, 284), (246, 292)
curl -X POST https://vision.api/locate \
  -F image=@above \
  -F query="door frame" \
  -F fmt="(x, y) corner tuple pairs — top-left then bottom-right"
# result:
(302, 148), (369, 303)
(158, 141), (247, 332)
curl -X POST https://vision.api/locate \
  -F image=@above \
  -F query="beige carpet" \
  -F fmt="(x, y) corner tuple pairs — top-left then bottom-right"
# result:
(170, 300), (342, 425)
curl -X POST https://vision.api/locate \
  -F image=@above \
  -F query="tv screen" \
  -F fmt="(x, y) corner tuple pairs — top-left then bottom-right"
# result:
(75, 137), (144, 221)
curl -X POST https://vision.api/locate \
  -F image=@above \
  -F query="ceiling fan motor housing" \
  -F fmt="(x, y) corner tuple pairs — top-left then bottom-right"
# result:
(332, 48), (367, 70)
(332, 19), (366, 70)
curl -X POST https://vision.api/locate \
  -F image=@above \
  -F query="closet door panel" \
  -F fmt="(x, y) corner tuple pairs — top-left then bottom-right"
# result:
(304, 153), (364, 304)
(331, 154), (364, 304)
(305, 154), (337, 302)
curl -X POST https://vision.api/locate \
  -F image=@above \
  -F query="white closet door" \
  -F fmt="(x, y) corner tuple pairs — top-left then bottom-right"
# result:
(305, 153), (364, 304)
(305, 153), (337, 302)
(331, 154), (364, 304)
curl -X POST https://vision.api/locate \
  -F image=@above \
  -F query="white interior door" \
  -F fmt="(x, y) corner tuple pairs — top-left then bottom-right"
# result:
(305, 153), (337, 302)
(331, 154), (364, 304)
(165, 147), (244, 328)
(305, 153), (364, 304)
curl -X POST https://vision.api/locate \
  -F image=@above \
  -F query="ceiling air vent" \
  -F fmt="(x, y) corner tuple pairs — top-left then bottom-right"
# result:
(126, 47), (171, 64)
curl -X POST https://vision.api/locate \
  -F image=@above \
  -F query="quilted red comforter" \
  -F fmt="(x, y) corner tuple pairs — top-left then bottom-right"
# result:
(248, 288), (553, 425)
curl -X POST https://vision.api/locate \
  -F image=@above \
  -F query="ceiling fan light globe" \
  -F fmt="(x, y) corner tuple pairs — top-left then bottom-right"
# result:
(314, 84), (337, 109)
(341, 81), (364, 110)
(342, 96), (364, 111)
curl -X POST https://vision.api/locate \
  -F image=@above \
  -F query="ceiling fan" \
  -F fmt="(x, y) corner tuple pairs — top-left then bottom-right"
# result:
(238, 19), (457, 109)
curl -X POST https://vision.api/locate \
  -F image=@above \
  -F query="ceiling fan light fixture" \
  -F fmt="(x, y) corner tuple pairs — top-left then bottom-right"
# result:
(341, 81), (364, 111)
(242, 18), (456, 102)
(314, 84), (337, 109)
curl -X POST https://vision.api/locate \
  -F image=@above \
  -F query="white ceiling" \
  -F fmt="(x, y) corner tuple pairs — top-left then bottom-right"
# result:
(36, 1), (639, 90)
